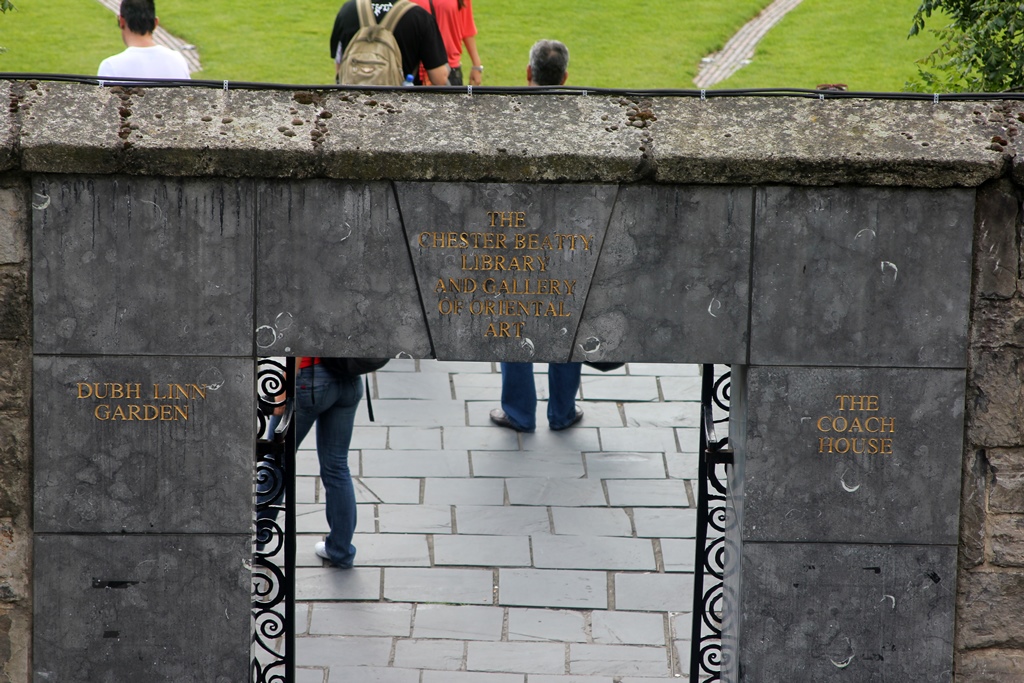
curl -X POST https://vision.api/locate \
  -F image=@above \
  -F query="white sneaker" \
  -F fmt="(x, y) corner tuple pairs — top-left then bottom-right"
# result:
(314, 541), (330, 561)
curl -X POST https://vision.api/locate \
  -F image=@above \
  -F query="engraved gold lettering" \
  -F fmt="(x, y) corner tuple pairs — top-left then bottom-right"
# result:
(95, 404), (110, 420)
(817, 416), (831, 432)
(880, 417), (895, 433)
(832, 416), (848, 432)
(127, 404), (141, 420)
(881, 438), (893, 455)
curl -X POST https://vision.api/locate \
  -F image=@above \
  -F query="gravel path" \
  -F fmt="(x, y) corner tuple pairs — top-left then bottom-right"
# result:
(693, 0), (804, 88)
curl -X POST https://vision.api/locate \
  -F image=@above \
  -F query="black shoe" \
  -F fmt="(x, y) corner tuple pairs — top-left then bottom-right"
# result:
(551, 406), (584, 431)
(489, 409), (531, 432)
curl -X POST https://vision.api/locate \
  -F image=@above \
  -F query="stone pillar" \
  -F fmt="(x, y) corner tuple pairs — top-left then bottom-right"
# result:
(736, 186), (975, 680)
(955, 178), (1024, 680)
(0, 178), (30, 683)
(30, 176), (255, 682)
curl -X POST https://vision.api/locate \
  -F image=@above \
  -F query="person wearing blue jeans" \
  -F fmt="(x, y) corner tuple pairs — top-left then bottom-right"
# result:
(294, 360), (363, 568)
(490, 362), (584, 432)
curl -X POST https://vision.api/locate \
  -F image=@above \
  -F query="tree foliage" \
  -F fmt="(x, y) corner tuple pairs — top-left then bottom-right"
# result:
(0, 1), (13, 13)
(908, 0), (1024, 92)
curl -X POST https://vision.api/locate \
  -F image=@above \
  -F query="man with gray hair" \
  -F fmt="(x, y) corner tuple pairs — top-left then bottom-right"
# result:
(489, 38), (582, 435)
(527, 39), (568, 86)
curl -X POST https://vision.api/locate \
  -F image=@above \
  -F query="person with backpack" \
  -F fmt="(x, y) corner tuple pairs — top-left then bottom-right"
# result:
(409, 0), (482, 86)
(330, 0), (450, 86)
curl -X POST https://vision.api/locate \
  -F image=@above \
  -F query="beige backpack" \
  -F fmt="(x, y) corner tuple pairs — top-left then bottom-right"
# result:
(339, 0), (414, 86)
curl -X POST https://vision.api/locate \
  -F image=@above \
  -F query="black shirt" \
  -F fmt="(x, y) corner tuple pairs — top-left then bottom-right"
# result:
(330, 1), (448, 82)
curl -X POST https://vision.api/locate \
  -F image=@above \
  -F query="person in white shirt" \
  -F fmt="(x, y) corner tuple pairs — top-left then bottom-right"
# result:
(98, 0), (190, 80)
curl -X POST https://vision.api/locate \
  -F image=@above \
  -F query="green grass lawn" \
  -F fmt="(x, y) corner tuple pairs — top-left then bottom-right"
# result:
(715, 0), (942, 91)
(0, 0), (941, 90)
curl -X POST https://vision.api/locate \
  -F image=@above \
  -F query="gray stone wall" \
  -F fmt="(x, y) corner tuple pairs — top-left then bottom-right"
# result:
(957, 176), (1024, 681)
(0, 176), (30, 683)
(0, 81), (1023, 681)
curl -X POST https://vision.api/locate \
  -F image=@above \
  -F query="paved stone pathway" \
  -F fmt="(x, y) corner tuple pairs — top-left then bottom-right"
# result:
(693, 0), (804, 88)
(94, 0), (201, 73)
(289, 359), (703, 682)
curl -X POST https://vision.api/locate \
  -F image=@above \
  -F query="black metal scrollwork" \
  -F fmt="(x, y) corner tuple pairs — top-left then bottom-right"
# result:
(252, 358), (293, 683)
(691, 366), (734, 683)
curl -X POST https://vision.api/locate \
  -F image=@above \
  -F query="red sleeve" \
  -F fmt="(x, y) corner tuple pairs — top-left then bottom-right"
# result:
(460, 0), (477, 38)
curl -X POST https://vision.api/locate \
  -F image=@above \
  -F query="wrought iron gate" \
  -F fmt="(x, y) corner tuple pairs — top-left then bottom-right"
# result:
(690, 365), (735, 682)
(253, 358), (296, 682)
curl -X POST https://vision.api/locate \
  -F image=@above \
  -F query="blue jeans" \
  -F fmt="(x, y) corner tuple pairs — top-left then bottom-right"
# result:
(295, 364), (363, 567)
(500, 362), (582, 431)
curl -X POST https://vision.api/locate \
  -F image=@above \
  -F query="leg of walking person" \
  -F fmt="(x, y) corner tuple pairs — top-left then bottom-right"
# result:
(494, 361), (538, 432)
(295, 364), (363, 567)
(547, 362), (583, 430)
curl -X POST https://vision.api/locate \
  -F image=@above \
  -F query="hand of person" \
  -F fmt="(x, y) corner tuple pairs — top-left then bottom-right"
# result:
(469, 68), (482, 87)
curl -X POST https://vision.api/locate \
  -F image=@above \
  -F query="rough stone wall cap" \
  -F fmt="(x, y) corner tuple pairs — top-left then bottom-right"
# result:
(2, 81), (1016, 187)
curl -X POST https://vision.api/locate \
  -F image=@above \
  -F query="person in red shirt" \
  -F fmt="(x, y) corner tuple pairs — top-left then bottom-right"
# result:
(409, 0), (482, 86)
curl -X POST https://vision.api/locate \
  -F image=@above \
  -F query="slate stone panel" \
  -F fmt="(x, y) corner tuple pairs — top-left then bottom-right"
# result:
(396, 182), (617, 362)
(740, 542), (955, 682)
(255, 180), (430, 358)
(32, 175), (255, 356)
(33, 355), (253, 534)
(33, 534), (251, 683)
(742, 366), (965, 544)
(574, 185), (752, 364)
(750, 186), (974, 367)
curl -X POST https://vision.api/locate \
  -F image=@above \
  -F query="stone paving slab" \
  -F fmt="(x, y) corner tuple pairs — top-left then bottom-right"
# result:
(309, 602), (413, 636)
(357, 478), (423, 504)
(591, 611), (667, 646)
(661, 538), (697, 572)
(376, 371), (454, 400)
(294, 567), (381, 601)
(622, 402), (701, 428)
(633, 508), (698, 538)
(506, 478), (607, 506)
(388, 426), (444, 450)
(585, 452), (668, 479)
(294, 635), (392, 667)
(472, 450), (586, 478)
(394, 638), (466, 669)
(363, 450), (470, 478)
(329, 666), (421, 682)
(442, 425), (523, 450)
(424, 477), (507, 505)
(499, 569), (608, 609)
(598, 427), (680, 453)
(532, 536), (657, 571)
(614, 573), (693, 612)
(455, 505), (553, 535)
(569, 644), (672, 677)
(467, 641), (568, 674)
(377, 504), (453, 533)
(350, 533), (431, 566)
(605, 480), (689, 507)
(434, 534), (532, 567)
(551, 507), (633, 537)
(422, 671), (523, 682)
(507, 608), (587, 642)
(581, 376), (662, 402)
(413, 604), (505, 641)
(383, 567), (496, 604)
